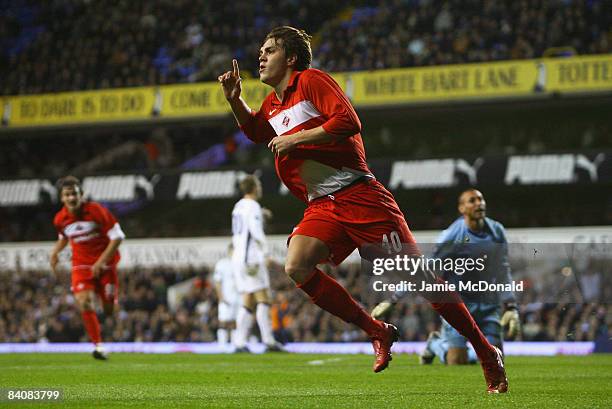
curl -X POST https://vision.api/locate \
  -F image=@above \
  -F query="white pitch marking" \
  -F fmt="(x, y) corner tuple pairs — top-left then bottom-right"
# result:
(307, 357), (344, 365)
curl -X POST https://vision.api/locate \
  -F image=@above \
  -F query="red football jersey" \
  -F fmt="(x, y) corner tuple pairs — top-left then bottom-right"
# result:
(241, 69), (373, 203)
(53, 201), (122, 268)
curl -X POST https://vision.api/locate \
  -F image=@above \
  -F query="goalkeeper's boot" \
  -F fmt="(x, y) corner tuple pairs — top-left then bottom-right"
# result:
(371, 321), (399, 373)
(481, 346), (508, 393)
(419, 331), (439, 365)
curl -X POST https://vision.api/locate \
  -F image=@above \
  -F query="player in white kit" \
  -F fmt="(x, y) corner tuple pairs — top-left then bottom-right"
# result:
(231, 175), (284, 352)
(213, 244), (241, 346)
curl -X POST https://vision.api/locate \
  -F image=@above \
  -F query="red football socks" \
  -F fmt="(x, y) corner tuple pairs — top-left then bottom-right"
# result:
(81, 310), (102, 345)
(297, 268), (494, 361)
(298, 268), (380, 336)
(426, 283), (495, 361)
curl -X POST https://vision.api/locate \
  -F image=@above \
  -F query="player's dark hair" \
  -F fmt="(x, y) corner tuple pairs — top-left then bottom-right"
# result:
(239, 175), (259, 195)
(265, 26), (312, 71)
(57, 175), (82, 194)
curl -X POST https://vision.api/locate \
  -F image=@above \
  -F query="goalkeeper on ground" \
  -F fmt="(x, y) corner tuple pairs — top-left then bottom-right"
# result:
(372, 189), (520, 365)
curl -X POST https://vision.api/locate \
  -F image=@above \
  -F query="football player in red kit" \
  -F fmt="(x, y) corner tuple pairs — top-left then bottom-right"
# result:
(218, 26), (508, 392)
(50, 176), (125, 360)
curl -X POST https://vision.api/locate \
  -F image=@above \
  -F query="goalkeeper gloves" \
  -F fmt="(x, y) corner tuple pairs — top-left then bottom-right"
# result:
(501, 304), (521, 339)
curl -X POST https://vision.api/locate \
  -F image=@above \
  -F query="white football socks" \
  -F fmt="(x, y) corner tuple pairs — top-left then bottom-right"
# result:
(234, 307), (254, 348)
(256, 303), (275, 346)
(217, 328), (229, 344)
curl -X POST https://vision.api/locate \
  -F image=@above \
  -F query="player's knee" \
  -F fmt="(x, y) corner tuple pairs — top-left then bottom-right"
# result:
(242, 293), (256, 310)
(285, 235), (329, 283)
(284, 261), (312, 284)
(78, 298), (94, 311)
(254, 290), (271, 305)
(446, 348), (469, 365)
(74, 291), (92, 310)
(446, 356), (463, 365)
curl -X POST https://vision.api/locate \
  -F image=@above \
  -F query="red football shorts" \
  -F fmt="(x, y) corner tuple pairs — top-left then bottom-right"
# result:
(289, 179), (417, 265)
(71, 265), (119, 305)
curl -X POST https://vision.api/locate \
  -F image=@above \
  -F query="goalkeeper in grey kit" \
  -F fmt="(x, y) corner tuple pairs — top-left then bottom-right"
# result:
(372, 189), (521, 365)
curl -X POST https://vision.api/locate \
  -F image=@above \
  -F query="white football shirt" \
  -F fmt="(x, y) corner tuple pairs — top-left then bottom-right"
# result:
(231, 198), (267, 268)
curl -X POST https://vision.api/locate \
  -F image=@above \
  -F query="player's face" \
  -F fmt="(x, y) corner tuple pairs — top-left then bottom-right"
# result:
(459, 190), (486, 221)
(60, 186), (83, 213)
(259, 38), (291, 86)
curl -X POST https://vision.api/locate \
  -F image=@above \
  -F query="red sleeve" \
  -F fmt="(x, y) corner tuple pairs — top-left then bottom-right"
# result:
(91, 203), (117, 235)
(301, 70), (361, 138)
(53, 212), (65, 239)
(240, 97), (276, 143)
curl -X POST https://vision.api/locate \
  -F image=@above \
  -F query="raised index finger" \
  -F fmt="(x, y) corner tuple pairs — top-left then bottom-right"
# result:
(232, 59), (240, 77)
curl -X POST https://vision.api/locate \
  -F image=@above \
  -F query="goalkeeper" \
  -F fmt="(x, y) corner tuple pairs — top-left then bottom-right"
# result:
(372, 189), (520, 365)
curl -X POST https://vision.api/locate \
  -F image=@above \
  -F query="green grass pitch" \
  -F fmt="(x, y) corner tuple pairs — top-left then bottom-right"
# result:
(1, 353), (611, 408)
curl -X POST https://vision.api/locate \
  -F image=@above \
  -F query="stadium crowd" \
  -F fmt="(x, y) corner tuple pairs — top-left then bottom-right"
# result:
(0, 0), (348, 95)
(1, 0), (610, 96)
(315, 0), (611, 72)
(1, 264), (609, 344)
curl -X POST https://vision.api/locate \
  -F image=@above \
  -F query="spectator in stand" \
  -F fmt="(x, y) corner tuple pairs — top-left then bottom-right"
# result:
(271, 292), (293, 344)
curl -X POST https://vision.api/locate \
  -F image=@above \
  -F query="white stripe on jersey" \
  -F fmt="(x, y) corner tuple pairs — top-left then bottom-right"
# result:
(266, 99), (373, 199)
(63, 221), (97, 238)
(268, 100), (321, 136)
(300, 161), (372, 201)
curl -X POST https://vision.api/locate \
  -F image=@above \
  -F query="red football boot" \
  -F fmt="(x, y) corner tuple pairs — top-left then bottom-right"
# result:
(481, 346), (508, 393)
(371, 321), (399, 373)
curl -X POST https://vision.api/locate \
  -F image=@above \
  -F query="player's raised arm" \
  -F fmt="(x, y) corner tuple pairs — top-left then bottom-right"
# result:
(218, 59), (253, 127)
